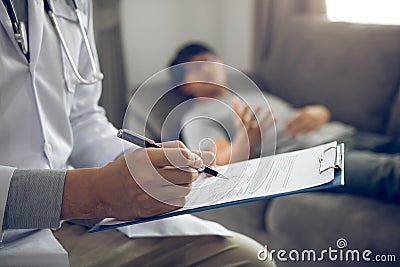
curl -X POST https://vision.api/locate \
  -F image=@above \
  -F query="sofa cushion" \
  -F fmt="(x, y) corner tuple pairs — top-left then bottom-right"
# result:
(261, 16), (400, 134)
(265, 193), (400, 267)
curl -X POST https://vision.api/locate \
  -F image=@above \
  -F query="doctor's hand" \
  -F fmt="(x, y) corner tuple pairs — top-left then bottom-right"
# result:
(285, 105), (330, 137)
(61, 141), (208, 221)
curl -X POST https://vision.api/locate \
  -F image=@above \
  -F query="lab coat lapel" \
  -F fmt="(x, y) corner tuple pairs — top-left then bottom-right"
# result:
(28, 0), (44, 66)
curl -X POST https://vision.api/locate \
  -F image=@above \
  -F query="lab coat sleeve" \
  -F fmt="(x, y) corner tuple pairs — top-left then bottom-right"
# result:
(68, 1), (136, 168)
(0, 166), (15, 239)
(3, 169), (66, 230)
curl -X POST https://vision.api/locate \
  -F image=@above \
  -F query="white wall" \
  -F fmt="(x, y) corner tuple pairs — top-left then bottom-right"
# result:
(120, 0), (255, 90)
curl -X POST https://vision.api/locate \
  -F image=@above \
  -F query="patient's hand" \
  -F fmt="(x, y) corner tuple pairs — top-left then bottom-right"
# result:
(231, 98), (274, 161)
(285, 105), (330, 136)
(207, 99), (274, 165)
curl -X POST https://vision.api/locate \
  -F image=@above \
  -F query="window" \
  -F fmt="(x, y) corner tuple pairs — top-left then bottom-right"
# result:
(326, 0), (400, 25)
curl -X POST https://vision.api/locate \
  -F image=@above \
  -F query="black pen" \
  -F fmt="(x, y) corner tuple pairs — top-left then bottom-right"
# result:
(117, 129), (228, 179)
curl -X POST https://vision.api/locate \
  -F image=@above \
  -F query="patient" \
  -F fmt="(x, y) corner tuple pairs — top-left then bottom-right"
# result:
(170, 42), (400, 202)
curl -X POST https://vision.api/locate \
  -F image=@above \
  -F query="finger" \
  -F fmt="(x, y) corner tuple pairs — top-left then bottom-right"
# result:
(258, 108), (276, 130)
(260, 109), (273, 123)
(146, 148), (203, 168)
(188, 150), (217, 178)
(232, 98), (242, 125)
(236, 101), (249, 119)
(249, 105), (262, 122)
(241, 104), (251, 123)
(156, 167), (199, 185)
(232, 107), (243, 130)
(249, 105), (263, 128)
(161, 142), (204, 167)
(232, 97), (240, 114)
(191, 150), (216, 178)
(157, 140), (188, 149)
(192, 150), (216, 166)
(260, 111), (275, 132)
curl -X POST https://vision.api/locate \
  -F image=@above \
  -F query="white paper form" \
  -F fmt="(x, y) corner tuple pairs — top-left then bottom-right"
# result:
(184, 141), (337, 207)
(117, 215), (233, 238)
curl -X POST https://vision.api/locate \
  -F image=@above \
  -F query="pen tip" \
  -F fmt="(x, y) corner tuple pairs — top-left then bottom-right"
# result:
(218, 174), (229, 180)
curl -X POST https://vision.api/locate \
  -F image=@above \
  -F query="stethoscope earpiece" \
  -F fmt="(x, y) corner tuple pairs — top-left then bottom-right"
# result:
(16, 21), (28, 55)
(3, 0), (29, 55)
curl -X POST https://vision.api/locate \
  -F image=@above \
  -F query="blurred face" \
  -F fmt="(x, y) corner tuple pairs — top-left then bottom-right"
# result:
(179, 52), (227, 98)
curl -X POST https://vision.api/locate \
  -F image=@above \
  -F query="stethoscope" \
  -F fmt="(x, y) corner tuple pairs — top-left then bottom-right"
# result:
(2, 0), (103, 84)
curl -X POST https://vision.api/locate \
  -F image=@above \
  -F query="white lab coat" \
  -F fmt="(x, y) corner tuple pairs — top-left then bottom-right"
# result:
(0, 1), (128, 266)
(0, 1), (231, 266)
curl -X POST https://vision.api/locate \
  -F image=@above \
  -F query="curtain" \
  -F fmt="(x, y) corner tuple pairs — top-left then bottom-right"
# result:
(93, 0), (127, 128)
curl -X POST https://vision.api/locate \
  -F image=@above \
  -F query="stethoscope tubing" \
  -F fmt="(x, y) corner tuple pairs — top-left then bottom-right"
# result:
(2, 0), (103, 85)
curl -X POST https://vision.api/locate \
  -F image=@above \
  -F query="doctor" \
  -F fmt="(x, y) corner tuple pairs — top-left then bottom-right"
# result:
(0, 0), (274, 266)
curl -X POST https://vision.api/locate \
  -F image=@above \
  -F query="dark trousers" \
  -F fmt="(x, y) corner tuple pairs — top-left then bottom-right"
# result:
(336, 132), (400, 202)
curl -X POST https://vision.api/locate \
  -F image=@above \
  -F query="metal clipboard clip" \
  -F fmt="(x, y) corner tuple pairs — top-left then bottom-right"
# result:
(318, 143), (344, 174)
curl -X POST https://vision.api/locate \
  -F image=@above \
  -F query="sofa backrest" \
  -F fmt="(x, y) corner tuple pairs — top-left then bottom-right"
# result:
(124, 81), (190, 142)
(259, 16), (400, 134)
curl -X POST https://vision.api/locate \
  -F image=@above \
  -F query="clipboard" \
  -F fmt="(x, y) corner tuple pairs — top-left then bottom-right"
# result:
(89, 142), (345, 233)
(319, 143), (344, 174)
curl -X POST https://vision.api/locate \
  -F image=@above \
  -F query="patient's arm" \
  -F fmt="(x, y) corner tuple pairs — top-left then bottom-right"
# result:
(285, 105), (331, 136)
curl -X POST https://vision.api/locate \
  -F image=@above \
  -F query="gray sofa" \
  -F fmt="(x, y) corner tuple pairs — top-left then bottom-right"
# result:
(197, 16), (400, 267)
(125, 15), (400, 267)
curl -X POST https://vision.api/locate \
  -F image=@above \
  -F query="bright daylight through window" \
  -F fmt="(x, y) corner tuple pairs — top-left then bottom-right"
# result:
(326, 0), (400, 25)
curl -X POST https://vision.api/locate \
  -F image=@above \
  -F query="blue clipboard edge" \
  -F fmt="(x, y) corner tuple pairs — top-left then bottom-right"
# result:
(89, 143), (345, 233)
